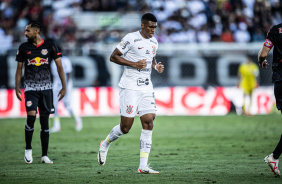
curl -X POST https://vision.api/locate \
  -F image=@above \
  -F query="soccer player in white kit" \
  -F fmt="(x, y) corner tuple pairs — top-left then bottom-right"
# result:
(50, 55), (83, 132)
(97, 13), (164, 174)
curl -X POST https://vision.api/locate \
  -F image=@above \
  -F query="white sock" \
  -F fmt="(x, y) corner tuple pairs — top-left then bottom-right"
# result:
(75, 116), (82, 124)
(102, 124), (124, 149)
(53, 117), (61, 128)
(139, 129), (152, 167)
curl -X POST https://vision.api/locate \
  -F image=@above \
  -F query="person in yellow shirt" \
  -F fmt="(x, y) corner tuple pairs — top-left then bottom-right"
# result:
(237, 57), (259, 116)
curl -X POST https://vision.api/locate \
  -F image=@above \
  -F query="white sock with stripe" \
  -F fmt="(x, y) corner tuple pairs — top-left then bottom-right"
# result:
(139, 129), (152, 167)
(102, 124), (124, 149)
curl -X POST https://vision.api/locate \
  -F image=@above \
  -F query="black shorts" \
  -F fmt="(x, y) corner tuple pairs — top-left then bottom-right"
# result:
(274, 81), (282, 111)
(24, 89), (55, 115)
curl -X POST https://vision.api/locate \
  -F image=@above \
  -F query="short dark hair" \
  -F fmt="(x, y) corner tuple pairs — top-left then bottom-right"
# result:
(141, 13), (157, 23)
(28, 21), (42, 33)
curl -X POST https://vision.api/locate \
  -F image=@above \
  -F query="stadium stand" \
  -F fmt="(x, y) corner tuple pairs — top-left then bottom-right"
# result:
(0, 0), (281, 49)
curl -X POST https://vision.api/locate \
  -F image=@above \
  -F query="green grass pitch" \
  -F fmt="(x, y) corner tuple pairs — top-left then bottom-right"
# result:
(0, 114), (282, 184)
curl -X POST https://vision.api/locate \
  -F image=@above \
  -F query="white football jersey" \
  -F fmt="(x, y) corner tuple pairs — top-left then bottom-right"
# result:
(51, 56), (73, 104)
(51, 56), (73, 87)
(116, 31), (158, 91)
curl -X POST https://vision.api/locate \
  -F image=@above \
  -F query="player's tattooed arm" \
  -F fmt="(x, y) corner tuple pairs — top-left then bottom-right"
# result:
(152, 57), (164, 73)
(110, 48), (146, 69)
(54, 57), (66, 101)
(15, 62), (23, 101)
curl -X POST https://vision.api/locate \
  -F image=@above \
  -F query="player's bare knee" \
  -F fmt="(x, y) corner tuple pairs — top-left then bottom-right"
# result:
(120, 126), (131, 134)
(147, 123), (154, 130)
(142, 121), (154, 130)
(27, 111), (36, 116)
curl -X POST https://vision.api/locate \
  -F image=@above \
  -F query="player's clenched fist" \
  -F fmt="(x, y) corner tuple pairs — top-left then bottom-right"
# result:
(156, 62), (164, 73)
(259, 59), (269, 69)
(134, 59), (147, 69)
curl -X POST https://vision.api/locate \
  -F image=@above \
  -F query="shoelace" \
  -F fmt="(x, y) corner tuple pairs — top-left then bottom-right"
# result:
(144, 164), (156, 171)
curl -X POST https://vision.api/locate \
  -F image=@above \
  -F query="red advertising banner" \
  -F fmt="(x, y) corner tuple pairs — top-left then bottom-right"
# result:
(0, 86), (275, 118)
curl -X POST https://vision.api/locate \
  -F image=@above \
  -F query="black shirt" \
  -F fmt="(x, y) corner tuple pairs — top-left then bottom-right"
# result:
(265, 23), (282, 82)
(16, 39), (62, 91)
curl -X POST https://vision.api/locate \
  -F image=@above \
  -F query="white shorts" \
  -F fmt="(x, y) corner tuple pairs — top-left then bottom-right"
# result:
(119, 88), (156, 118)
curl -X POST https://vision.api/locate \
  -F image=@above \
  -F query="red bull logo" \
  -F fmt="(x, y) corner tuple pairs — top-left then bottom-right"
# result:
(27, 57), (48, 66)
(41, 49), (48, 55)
(264, 39), (273, 48)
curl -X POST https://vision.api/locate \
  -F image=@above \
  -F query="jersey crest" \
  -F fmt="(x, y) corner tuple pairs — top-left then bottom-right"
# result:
(126, 105), (133, 114)
(41, 49), (48, 55)
(264, 39), (273, 48)
(26, 101), (32, 107)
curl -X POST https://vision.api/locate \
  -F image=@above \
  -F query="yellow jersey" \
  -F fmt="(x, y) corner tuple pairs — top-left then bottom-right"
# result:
(238, 62), (259, 94)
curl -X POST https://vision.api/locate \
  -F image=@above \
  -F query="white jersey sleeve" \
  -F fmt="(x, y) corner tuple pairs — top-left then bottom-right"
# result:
(51, 56), (72, 90)
(51, 59), (58, 80)
(62, 56), (73, 74)
(115, 31), (158, 91)
(116, 33), (134, 55)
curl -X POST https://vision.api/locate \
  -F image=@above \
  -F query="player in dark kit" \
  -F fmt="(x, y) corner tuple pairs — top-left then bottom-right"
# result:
(15, 21), (66, 164)
(258, 23), (282, 177)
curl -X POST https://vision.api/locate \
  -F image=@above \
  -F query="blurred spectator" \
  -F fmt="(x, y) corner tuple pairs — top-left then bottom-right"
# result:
(221, 27), (234, 42)
(0, 0), (281, 49)
(197, 26), (211, 43)
(0, 28), (13, 52)
(234, 22), (251, 43)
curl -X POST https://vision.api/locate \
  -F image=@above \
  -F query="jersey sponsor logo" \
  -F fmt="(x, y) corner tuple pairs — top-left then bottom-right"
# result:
(134, 39), (142, 42)
(138, 47), (144, 49)
(28, 57), (49, 66)
(26, 101), (32, 107)
(150, 40), (157, 45)
(279, 28), (282, 33)
(120, 40), (130, 49)
(41, 49), (48, 55)
(152, 46), (156, 55)
(145, 143), (151, 148)
(137, 78), (149, 86)
(126, 105), (133, 114)
(264, 39), (273, 48)
(137, 68), (150, 72)
(146, 50), (150, 54)
(122, 41), (130, 49)
(27, 51), (31, 54)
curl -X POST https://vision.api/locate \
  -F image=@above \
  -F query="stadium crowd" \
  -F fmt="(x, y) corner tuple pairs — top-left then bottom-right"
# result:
(0, 0), (282, 50)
